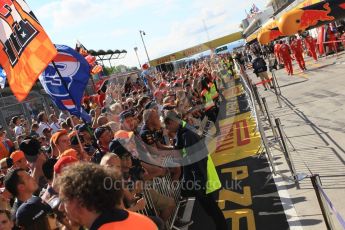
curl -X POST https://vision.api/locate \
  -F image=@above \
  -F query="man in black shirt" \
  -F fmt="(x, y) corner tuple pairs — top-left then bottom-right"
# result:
(164, 110), (227, 230)
(4, 169), (39, 225)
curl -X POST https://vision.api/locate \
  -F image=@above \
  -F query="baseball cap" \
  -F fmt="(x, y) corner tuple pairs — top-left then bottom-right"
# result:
(51, 130), (68, 146)
(159, 82), (167, 89)
(153, 90), (162, 98)
(77, 124), (90, 133)
(16, 196), (53, 228)
(59, 148), (78, 159)
(54, 156), (78, 174)
(94, 126), (108, 140)
(144, 101), (158, 110)
(114, 130), (134, 140)
(19, 138), (41, 163)
(109, 140), (131, 158)
(162, 103), (176, 110)
(119, 109), (135, 123)
(10, 150), (25, 163)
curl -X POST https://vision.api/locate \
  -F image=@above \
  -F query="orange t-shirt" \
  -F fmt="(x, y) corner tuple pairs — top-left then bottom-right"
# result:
(98, 211), (157, 230)
(0, 141), (11, 160)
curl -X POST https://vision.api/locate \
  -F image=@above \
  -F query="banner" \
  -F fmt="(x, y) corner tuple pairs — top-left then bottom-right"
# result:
(0, 67), (6, 89)
(39, 45), (91, 123)
(0, 0), (57, 101)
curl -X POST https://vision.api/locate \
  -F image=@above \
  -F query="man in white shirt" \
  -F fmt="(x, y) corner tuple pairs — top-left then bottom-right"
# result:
(59, 110), (69, 122)
(36, 112), (51, 137)
(11, 116), (25, 137)
(49, 114), (61, 133)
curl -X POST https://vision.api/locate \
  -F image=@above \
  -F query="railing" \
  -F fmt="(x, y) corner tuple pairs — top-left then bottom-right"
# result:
(235, 60), (345, 229)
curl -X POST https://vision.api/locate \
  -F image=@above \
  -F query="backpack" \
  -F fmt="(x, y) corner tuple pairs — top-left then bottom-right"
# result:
(252, 57), (267, 73)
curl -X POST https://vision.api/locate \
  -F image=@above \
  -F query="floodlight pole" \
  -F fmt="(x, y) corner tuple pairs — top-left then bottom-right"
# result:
(134, 47), (142, 68)
(139, 30), (150, 64)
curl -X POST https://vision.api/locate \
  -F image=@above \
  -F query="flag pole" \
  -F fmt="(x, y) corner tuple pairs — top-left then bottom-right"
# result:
(51, 61), (103, 159)
(51, 61), (89, 158)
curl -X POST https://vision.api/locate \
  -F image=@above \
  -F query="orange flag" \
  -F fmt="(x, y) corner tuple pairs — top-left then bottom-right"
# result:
(0, 0), (57, 101)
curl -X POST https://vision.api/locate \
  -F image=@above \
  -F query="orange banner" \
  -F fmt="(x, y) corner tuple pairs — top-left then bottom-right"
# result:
(0, 0), (57, 101)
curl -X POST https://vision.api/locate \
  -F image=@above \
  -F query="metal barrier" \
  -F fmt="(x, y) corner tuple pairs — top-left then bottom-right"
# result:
(275, 118), (301, 189)
(236, 61), (306, 188)
(237, 61), (345, 229)
(138, 155), (191, 230)
(311, 175), (345, 230)
(261, 98), (282, 148)
(270, 69), (282, 108)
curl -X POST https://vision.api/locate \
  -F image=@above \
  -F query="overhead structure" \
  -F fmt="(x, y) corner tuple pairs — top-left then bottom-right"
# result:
(278, 0), (345, 36)
(256, 0), (345, 45)
(88, 49), (127, 67)
(257, 19), (283, 45)
(149, 32), (242, 67)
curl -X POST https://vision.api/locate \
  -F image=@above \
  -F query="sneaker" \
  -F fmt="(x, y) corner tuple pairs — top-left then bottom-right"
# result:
(264, 88), (268, 91)
(174, 218), (194, 228)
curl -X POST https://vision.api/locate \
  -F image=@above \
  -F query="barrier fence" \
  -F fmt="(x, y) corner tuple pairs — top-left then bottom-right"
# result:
(236, 61), (345, 229)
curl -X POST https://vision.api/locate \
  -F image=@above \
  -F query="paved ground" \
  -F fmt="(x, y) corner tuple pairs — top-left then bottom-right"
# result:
(250, 52), (345, 229)
(189, 72), (289, 230)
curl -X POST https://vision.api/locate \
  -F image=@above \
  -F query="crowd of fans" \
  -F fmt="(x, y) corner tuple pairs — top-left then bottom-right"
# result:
(0, 53), (237, 230)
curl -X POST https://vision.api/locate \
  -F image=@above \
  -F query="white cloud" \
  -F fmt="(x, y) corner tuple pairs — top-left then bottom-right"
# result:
(36, 0), (123, 30)
(33, 0), (270, 67)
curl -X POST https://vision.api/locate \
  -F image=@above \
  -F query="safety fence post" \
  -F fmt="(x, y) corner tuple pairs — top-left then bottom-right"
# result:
(275, 118), (300, 189)
(262, 97), (284, 151)
(271, 70), (282, 108)
(252, 84), (265, 118)
(310, 175), (336, 230)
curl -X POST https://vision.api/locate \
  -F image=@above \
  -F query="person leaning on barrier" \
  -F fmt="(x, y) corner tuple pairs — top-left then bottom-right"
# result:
(56, 162), (158, 230)
(108, 140), (177, 224)
(163, 110), (227, 230)
(140, 109), (181, 181)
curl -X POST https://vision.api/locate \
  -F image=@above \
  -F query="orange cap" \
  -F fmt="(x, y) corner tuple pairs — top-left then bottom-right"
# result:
(10, 150), (25, 163)
(51, 130), (68, 146)
(114, 130), (133, 140)
(59, 148), (78, 159)
(54, 156), (78, 174)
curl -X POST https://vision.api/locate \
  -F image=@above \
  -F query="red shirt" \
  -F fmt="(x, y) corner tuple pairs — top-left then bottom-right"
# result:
(274, 44), (281, 55)
(290, 39), (303, 55)
(305, 36), (316, 50)
(97, 93), (106, 107)
(279, 44), (291, 59)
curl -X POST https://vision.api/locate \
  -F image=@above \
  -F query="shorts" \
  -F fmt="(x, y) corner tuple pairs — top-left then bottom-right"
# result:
(257, 71), (270, 83)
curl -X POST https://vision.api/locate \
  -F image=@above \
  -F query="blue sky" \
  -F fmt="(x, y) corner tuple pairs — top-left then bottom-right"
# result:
(29, 0), (268, 67)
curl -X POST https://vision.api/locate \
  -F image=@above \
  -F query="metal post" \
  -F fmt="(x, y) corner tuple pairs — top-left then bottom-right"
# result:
(139, 30), (150, 63)
(310, 175), (333, 230)
(252, 84), (265, 117)
(271, 70), (282, 108)
(257, 112), (277, 175)
(275, 118), (300, 188)
(134, 47), (142, 68)
(271, 70), (281, 95)
(262, 97), (284, 153)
